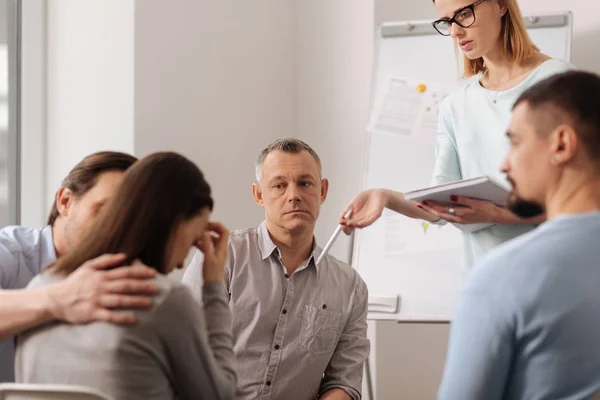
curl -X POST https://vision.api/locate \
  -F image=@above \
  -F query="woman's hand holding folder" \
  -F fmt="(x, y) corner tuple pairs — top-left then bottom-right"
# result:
(419, 195), (516, 225)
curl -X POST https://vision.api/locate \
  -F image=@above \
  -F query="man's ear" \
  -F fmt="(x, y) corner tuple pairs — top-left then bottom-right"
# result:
(320, 178), (329, 204)
(252, 183), (265, 208)
(55, 187), (75, 217)
(550, 124), (578, 166)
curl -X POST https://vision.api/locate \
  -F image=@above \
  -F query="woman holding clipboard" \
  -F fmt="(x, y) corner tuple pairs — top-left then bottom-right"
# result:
(340, 0), (575, 267)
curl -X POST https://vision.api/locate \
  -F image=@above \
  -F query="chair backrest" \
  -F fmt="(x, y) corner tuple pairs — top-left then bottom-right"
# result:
(0, 383), (113, 400)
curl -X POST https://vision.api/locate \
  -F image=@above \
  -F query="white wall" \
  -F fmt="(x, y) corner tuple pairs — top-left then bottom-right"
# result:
(134, 0), (296, 280)
(45, 0), (134, 207)
(134, 0), (295, 230)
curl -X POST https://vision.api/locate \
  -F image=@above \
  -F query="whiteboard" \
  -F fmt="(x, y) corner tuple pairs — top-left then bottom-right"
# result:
(352, 12), (573, 321)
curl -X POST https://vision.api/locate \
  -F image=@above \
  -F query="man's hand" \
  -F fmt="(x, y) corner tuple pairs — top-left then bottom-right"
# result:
(197, 221), (229, 284)
(45, 253), (158, 325)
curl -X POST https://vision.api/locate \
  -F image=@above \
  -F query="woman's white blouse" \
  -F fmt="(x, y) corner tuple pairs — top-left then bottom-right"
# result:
(431, 58), (575, 268)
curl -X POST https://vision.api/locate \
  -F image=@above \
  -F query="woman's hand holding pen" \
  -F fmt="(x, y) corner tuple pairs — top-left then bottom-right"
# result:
(339, 189), (389, 235)
(339, 189), (440, 235)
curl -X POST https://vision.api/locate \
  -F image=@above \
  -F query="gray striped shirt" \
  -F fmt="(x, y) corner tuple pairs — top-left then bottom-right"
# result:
(182, 221), (369, 400)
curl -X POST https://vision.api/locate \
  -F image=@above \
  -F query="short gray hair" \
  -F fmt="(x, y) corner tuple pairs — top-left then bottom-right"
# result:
(255, 138), (322, 182)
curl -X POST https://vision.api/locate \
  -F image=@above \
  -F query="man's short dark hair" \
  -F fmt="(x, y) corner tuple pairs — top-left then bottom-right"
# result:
(47, 151), (138, 226)
(513, 70), (600, 164)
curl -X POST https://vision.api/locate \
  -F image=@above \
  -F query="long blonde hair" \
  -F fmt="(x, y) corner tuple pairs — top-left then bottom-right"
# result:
(463, 0), (538, 76)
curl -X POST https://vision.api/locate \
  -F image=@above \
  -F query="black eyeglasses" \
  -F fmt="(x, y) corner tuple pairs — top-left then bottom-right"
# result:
(432, 0), (486, 36)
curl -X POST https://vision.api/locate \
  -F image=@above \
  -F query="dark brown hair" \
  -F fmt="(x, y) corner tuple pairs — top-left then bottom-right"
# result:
(47, 151), (138, 226)
(49, 152), (214, 275)
(513, 70), (600, 163)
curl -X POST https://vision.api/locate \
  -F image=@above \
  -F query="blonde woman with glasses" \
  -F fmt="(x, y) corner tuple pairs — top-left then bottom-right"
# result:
(340, 0), (575, 267)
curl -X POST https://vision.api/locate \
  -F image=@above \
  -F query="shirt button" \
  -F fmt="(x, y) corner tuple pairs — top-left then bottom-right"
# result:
(284, 274), (289, 278)
(322, 304), (327, 309)
(266, 381), (272, 386)
(274, 344), (280, 350)
(282, 309), (287, 314)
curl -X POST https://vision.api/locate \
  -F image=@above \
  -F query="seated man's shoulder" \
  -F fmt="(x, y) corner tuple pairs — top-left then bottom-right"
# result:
(0, 225), (44, 254)
(228, 226), (260, 244)
(227, 227), (269, 263)
(321, 253), (366, 290)
(0, 225), (48, 278)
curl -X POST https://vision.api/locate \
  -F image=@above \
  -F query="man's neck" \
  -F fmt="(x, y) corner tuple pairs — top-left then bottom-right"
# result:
(51, 222), (67, 258)
(266, 221), (314, 275)
(546, 174), (600, 219)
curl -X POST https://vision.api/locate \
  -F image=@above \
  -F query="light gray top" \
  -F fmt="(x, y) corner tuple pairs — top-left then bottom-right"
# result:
(438, 212), (600, 400)
(15, 273), (237, 400)
(431, 58), (575, 268)
(0, 225), (56, 382)
(182, 221), (370, 400)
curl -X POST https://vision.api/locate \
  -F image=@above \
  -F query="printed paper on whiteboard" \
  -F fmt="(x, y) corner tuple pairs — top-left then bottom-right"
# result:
(367, 76), (458, 145)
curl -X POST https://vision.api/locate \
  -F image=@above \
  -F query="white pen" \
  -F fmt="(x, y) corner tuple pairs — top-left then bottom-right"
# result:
(316, 209), (353, 265)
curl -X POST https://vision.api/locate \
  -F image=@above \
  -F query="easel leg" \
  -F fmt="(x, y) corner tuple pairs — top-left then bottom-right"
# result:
(366, 356), (374, 399)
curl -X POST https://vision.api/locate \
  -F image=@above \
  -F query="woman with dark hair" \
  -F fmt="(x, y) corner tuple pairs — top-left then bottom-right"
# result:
(15, 152), (236, 400)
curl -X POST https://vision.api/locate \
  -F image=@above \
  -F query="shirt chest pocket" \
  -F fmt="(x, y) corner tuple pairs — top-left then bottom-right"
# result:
(299, 304), (342, 356)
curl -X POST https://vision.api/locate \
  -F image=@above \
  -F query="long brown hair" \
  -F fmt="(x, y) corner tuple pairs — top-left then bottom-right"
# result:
(47, 151), (138, 226)
(49, 152), (214, 275)
(464, 0), (538, 77)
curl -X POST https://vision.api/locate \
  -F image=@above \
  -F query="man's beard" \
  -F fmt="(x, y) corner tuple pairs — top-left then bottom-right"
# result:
(506, 191), (545, 219)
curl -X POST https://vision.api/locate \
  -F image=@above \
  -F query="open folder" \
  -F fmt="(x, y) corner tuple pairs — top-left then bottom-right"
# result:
(404, 176), (510, 233)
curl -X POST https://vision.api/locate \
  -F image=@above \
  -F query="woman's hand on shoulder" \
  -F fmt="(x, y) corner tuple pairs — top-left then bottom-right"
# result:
(47, 254), (157, 325)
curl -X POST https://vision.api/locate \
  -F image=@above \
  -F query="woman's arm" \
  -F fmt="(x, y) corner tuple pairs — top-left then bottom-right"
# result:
(339, 189), (440, 233)
(340, 100), (460, 231)
(160, 221), (236, 400)
(160, 282), (236, 400)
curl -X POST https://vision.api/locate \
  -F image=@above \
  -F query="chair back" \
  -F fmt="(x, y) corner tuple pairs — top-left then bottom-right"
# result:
(0, 383), (113, 400)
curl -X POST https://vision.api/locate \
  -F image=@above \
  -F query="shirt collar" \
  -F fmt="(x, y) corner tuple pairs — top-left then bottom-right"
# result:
(258, 221), (278, 260)
(41, 225), (58, 264)
(257, 221), (323, 270)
